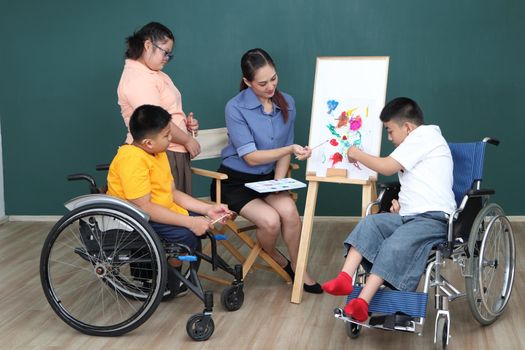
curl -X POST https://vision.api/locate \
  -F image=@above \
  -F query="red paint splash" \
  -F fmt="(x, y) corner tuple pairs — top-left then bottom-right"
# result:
(330, 138), (339, 146)
(337, 111), (349, 128)
(330, 152), (343, 167)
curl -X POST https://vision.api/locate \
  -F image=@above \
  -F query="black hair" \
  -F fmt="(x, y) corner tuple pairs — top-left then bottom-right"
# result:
(379, 97), (424, 126)
(239, 48), (289, 122)
(129, 105), (171, 141)
(125, 22), (175, 59)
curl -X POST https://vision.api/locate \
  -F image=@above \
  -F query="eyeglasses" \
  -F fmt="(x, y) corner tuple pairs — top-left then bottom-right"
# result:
(152, 43), (174, 62)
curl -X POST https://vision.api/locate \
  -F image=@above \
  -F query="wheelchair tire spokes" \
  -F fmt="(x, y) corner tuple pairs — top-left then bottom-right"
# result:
(40, 204), (167, 336)
(465, 203), (515, 325)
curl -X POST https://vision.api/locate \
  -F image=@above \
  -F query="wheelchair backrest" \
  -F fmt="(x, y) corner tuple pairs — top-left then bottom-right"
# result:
(448, 141), (486, 208)
(448, 141), (488, 240)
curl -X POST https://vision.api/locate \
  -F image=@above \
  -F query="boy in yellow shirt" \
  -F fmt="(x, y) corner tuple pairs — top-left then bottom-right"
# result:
(107, 104), (232, 254)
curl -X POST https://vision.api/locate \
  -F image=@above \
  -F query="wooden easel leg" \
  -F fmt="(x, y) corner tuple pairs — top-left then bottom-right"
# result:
(361, 181), (377, 216)
(291, 181), (319, 304)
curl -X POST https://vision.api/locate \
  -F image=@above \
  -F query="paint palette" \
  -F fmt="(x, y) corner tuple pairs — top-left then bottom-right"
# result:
(245, 178), (306, 193)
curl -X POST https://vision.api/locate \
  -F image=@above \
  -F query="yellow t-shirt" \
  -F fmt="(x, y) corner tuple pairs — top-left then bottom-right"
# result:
(107, 145), (188, 215)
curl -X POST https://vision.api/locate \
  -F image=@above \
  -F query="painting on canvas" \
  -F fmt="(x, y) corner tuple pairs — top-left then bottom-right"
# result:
(306, 57), (389, 180)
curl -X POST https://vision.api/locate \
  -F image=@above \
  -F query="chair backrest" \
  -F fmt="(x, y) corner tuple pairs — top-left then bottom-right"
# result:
(193, 128), (229, 161)
(448, 141), (487, 208)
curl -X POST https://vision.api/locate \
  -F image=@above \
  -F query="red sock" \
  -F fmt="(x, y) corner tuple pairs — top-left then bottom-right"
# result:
(322, 271), (353, 295)
(344, 297), (369, 322)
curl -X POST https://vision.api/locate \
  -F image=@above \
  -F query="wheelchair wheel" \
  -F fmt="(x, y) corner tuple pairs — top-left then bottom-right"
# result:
(40, 203), (167, 336)
(186, 313), (215, 341)
(220, 284), (244, 311)
(465, 203), (515, 325)
(345, 321), (361, 339)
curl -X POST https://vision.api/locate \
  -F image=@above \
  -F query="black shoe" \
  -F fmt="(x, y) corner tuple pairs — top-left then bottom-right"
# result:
(303, 282), (323, 294)
(283, 260), (322, 293)
(283, 260), (295, 280)
(174, 283), (189, 297)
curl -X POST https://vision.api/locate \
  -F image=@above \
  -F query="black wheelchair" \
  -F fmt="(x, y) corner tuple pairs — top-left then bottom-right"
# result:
(333, 138), (515, 349)
(40, 166), (245, 341)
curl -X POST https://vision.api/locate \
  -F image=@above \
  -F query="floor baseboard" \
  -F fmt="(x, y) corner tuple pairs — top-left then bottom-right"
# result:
(6, 215), (525, 223)
(8, 215), (62, 222)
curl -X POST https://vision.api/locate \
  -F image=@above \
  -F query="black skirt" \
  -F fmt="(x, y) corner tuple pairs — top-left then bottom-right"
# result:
(210, 165), (274, 214)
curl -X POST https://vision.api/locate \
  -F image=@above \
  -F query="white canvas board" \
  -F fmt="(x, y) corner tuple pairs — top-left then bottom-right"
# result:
(306, 57), (389, 180)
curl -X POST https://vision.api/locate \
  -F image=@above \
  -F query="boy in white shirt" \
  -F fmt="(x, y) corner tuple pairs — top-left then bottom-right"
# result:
(322, 97), (456, 321)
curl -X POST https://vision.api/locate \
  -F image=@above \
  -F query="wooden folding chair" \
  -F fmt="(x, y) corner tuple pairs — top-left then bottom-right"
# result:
(191, 128), (293, 284)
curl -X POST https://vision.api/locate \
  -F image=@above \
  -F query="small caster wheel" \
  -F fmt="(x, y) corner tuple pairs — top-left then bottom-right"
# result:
(345, 321), (361, 339)
(436, 317), (449, 349)
(186, 313), (214, 341)
(221, 285), (244, 311)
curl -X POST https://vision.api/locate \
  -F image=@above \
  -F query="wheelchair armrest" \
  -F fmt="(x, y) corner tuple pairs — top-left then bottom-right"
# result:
(467, 188), (495, 197)
(191, 167), (228, 180)
(377, 182), (401, 213)
(366, 182), (400, 215)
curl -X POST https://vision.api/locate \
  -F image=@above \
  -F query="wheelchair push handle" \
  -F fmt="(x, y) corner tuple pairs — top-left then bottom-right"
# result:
(67, 173), (96, 186)
(67, 173), (100, 194)
(96, 163), (110, 171)
(483, 137), (499, 146)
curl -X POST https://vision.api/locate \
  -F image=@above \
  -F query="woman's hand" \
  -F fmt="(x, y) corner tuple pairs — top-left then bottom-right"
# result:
(184, 137), (201, 158)
(186, 112), (199, 136)
(300, 145), (313, 160)
(292, 144), (311, 161)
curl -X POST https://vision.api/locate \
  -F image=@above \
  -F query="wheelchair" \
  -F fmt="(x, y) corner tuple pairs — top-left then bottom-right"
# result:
(333, 137), (515, 349)
(40, 167), (245, 341)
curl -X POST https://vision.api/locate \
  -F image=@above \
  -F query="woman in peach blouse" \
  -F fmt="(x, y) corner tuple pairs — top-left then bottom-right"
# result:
(117, 22), (200, 194)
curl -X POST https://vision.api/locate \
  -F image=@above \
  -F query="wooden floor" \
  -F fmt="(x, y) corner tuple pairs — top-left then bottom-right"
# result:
(0, 219), (523, 349)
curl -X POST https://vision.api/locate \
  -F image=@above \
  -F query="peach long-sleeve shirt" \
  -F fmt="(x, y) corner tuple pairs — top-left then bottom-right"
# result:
(117, 59), (188, 153)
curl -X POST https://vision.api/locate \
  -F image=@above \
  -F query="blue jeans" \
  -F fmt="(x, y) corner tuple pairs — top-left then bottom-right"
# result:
(344, 211), (448, 291)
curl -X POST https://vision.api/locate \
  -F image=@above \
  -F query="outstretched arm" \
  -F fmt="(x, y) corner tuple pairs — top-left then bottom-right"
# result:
(347, 145), (403, 176)
(172, 188), (232, 218)
(129, 193), (211, 236)
(243, 144), (308, 167)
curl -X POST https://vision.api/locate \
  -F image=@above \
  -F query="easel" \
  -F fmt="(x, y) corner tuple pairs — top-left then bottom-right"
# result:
(291, 169), (376, 304)
(291, 55), (388, 303)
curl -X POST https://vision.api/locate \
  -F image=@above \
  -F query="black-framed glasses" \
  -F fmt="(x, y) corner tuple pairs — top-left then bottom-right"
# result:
(152, 43), (174, 61)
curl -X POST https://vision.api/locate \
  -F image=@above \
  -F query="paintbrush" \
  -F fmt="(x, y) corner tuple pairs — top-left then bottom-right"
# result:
(308, 139), (329, 150)
(207, 213), (230, 225)
(188, 112), (196, 138)
(294, 139), (329, 160)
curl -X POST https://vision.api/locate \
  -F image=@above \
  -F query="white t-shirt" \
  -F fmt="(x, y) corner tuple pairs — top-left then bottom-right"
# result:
(389, 125), (456, 216)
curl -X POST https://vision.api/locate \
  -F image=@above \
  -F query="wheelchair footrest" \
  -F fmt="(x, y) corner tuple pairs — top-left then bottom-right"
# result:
(346, 286), (428, 318)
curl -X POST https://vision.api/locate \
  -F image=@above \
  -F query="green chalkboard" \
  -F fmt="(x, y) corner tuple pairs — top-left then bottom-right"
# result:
(0, 0), (523, 216)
